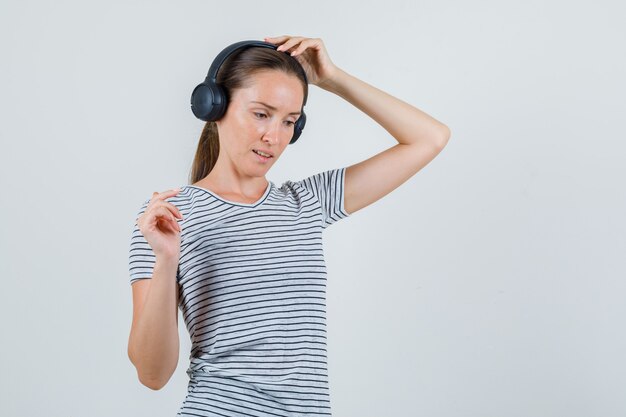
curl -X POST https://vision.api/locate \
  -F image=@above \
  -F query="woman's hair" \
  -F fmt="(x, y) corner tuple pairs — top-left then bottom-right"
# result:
(188, 47), (309, 184)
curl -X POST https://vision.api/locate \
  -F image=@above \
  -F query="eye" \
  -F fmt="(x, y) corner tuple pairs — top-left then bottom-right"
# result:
(254, 111), (294, 127)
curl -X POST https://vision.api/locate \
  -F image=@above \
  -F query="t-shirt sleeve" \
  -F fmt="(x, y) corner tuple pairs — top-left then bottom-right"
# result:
(128, 197), (155, 285)
(294, 166), (350, 229)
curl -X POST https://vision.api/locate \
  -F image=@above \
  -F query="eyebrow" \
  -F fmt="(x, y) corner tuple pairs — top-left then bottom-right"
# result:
(250, 101), (301, 116)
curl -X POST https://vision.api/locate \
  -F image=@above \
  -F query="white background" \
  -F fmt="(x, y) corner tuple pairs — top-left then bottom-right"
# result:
(1, 0), (624, 416)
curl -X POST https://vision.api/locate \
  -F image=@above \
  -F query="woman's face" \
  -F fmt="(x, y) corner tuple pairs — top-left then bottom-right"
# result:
(216, 70), (305, 178)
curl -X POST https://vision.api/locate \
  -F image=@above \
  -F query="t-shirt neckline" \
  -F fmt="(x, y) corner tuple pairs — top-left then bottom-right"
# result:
(185, 180), (273, 207)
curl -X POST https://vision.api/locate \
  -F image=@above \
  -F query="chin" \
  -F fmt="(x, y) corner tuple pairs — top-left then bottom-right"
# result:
(249, 165), (272, 175)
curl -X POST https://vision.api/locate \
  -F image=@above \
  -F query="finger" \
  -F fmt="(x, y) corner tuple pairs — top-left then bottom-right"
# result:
(158, 206), (181, 224)
(149, 189), (182, 206)
(276, 37), (303, 52)
(156, 199), (183, 218)
(152, 188), (181, 198)
(264, 35), (291, 43)
(155, 207), (181, 232)
(276, 37), (306, 53)
(163, 201), (183, 219)
(170, 211), (182, 232)
(172, 204), (183, 219)
(149, 197), (184, 221)
(157, 216), (179, 233)
(167, 216), (181, 233)
(289, 38), (318, 56)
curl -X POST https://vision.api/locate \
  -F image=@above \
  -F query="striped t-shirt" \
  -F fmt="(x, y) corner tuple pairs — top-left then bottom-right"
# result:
(128, 167), (350, 417)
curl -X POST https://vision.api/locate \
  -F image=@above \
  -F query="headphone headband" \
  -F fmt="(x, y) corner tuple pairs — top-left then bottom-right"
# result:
(206, 39), (308, 105)
(206, 40), (274, 84)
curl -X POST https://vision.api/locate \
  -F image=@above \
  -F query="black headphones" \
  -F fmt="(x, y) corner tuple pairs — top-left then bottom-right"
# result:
(190, 40), (308, 145)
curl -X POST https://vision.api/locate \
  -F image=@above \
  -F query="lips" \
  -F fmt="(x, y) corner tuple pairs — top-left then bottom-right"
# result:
(253, 149), (274, 158)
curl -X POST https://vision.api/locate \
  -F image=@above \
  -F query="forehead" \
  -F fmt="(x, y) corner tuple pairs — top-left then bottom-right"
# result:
(237, 70), (304, 109)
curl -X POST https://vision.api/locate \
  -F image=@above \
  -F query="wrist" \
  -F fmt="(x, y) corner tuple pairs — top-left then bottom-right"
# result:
(318, 66), (347, 94)
(154, 255), (179, 274)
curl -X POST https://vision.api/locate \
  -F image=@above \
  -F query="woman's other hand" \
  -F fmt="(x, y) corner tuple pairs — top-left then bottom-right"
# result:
(264, 35), (340, 89)
(137, 189), (184, 260)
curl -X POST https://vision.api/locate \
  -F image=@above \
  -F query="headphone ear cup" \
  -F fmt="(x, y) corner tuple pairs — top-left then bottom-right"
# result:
(290, 110), (306, 144)
(190, 82), (228, 122)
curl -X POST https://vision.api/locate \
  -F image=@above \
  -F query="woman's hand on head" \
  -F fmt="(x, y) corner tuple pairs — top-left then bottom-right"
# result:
(264, 35), (340, 89)
(137, 189), (184, 261)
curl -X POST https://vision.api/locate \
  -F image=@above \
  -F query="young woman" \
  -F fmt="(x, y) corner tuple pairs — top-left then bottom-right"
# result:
(128, 35), (450, 416)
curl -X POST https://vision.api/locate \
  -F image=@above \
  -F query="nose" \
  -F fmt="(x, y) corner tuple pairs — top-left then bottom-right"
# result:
(262, 119), (283, 146)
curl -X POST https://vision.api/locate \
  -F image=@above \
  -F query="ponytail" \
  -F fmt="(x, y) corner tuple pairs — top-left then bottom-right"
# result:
(189, 121), (220, 184)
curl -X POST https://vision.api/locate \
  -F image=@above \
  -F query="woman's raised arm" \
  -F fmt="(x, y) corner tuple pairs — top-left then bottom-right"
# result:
(265, 35), (450, 215)
(320, 66), (450, 215)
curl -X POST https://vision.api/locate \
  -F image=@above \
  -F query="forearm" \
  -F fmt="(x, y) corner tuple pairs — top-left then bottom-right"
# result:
(319, 67), (450, 147)
(128, 258), (180, 390)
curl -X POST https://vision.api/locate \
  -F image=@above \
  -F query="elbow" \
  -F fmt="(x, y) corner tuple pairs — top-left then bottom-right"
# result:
(135, 365), (174, 391)
(128, 349), (172, 391)
(139, 374), (168, 391)
(135, 363), (171, 390)
(437, 125), (451, 148)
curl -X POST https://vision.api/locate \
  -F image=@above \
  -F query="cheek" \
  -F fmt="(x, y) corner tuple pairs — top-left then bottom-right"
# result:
(240, 116), (263, 134)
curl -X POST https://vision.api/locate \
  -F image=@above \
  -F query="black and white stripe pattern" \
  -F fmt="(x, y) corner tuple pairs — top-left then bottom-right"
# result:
(128, 167), (350, 416)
